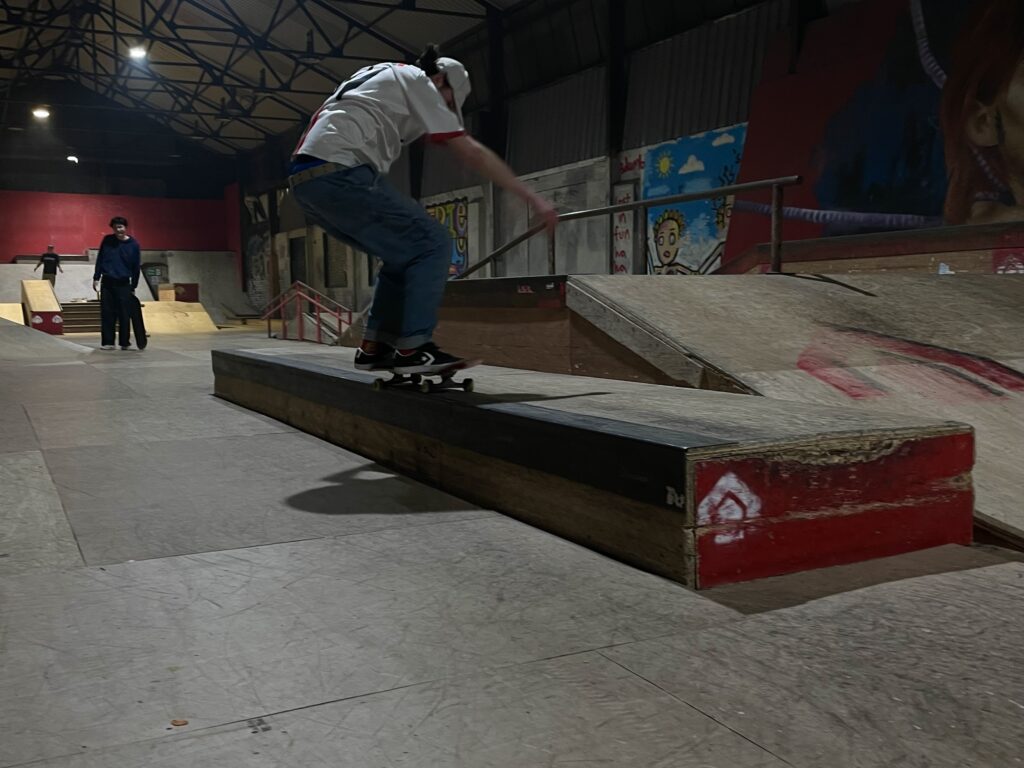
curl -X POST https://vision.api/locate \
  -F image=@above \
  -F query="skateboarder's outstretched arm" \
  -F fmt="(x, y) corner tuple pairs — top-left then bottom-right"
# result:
(445, 135), (559, 231)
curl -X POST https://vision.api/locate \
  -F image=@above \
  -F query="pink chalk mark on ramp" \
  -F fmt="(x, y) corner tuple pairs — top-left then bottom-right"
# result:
(798, 326), (1024, 401)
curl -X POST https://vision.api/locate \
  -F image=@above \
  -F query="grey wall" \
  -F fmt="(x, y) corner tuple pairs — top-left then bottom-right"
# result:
(507, 67), (608, 176)
(496, 159), (609, 276)
(0, 264), (127, 304)
(157, 251), (258, 325)
(622, 0), (792, 148)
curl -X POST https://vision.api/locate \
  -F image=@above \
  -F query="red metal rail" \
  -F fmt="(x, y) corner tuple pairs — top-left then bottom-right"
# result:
(262, 281), (353, 344)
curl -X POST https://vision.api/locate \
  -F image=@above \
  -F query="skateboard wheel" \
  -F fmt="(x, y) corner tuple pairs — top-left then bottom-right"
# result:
(463, 379), (474, 392)
(372, 379), (384, 391)
(419, 380), (432, 393)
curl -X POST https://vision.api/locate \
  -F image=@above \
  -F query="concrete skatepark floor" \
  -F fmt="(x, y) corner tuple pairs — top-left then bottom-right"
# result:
(1, 324), (1022, 767)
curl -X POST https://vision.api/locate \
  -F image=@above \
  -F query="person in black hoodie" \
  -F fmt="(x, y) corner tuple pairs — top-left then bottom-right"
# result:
(93, 216), (145, 350)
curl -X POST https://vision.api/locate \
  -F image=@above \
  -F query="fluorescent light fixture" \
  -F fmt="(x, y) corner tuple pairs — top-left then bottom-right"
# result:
(128, 46), (147, 60)
(32, 106), (50, 119)
(67, 155), (79, 163)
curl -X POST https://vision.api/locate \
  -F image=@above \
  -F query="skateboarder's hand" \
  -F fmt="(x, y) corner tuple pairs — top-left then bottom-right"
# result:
(530, 194), (559, 232)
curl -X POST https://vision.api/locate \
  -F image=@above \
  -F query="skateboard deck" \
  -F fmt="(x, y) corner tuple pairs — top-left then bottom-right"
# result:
(372, 359), (481, 393)
(128, 293), (148, 349)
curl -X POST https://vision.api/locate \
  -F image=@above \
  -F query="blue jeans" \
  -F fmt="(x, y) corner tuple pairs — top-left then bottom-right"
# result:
(291, 165), (450, 349)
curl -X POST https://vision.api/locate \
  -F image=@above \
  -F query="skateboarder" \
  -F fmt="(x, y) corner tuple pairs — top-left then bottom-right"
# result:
(93, 216), (146, 350)
(33, 245), (63, 286)
(289, 44), (557, 374)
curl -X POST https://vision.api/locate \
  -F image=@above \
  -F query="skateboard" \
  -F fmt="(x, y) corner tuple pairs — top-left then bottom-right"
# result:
(127, 293), (148, 349)
(372, 359), (481, 393)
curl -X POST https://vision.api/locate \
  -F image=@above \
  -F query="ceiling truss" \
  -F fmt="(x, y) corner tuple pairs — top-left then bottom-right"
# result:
(0, 0), (501, 152)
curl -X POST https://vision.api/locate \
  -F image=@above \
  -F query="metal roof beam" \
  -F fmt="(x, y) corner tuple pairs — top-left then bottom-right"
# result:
(88, 3), (303, 129)
(70, 70), (241, 153)
(0, 61), (350, 97)
(299, 0), (418, 58)
(81, 30), (277, 139)
(334, 1), (485, 20)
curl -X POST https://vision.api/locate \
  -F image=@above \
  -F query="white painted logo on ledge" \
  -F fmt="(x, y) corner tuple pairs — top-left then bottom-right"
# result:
(697, 472), (762, 526)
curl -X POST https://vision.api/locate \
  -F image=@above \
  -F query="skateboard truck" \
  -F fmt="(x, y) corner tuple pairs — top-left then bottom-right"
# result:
(371, 359), (480, 394)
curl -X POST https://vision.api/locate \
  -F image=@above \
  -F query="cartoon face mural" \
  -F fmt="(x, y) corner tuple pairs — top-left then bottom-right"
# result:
(425, 197), (470, 276)
(643, 124), (747, 274)
(652, 210), (689, 274)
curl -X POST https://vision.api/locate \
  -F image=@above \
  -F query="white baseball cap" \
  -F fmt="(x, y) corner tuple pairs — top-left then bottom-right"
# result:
(436, 57), (471, 118)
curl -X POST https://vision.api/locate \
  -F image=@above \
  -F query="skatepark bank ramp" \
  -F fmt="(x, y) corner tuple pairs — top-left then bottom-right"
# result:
(568, 274), (1024, 544)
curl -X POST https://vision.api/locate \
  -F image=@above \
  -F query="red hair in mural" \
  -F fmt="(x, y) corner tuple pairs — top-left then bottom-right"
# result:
(941, 0), (1024, 224)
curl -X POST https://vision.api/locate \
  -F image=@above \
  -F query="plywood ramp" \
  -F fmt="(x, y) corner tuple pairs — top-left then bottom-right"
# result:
(21, 279), (61, 312)
(570, 274), (1024, 544)
(141, 301), (218, 333)
(0, 303), (22, 324)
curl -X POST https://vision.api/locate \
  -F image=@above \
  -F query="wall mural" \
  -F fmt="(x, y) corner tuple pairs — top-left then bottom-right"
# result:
(643, 124), (747, 274)
(725, 0), (1024, 263)
(242, 193), (270, 308)
(425, 197), (470, 277)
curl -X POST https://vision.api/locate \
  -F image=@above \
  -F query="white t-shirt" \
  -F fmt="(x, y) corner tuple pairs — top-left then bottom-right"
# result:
(294, 63), (465, 173)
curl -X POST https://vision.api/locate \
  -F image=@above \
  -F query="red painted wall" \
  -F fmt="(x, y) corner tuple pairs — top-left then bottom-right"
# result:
(223, 182), (243, 281)
(724, 0), (909, 264)
(0, 190), (231, 261)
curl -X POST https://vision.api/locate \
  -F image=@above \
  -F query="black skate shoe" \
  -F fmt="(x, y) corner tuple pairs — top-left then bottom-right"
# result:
(392, 343), (465, 374)
(354, 345), (395, 371)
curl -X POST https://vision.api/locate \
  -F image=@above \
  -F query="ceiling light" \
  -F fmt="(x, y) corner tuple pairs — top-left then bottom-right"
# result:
(128, 46), (147, 60)
(32, 107), (50, 119)
(67, 155), (79, 163)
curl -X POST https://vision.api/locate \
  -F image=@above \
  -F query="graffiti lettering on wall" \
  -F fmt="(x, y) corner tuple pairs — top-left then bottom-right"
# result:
(799, 326), (1024, 403)
(426, 197), (470, 277)
(643, 124), (747, 274)
(618, 149), (646, 182)
(611, 182), (635, 274)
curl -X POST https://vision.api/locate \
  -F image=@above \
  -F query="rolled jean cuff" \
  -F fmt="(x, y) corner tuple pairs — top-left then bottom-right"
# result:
(363, 328), (431, 349)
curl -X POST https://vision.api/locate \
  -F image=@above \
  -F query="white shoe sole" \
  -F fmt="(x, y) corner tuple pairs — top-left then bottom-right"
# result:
(393, 361), (462, 375)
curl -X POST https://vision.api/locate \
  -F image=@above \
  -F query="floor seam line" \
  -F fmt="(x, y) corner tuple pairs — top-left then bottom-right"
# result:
(597, 650), (800, 768)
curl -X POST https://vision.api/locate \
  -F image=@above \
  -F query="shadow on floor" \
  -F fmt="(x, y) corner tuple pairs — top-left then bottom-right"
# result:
(285, 467), (481, 516)
(700, 542), (1024, 614)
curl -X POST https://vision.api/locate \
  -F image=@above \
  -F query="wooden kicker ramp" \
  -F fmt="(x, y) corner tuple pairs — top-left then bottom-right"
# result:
(214, 349), (974, 589)
(567, 273), (1024, 546)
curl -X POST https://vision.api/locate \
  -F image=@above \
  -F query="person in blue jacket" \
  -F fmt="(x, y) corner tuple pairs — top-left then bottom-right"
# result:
(93, 216), (145, 350)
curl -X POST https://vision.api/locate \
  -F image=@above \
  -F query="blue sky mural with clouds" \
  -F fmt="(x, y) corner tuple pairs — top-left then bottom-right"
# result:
(643, 123), (747, 273)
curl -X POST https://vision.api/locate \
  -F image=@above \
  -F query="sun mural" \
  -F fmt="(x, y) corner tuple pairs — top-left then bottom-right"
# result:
(655, 150), (674, 178)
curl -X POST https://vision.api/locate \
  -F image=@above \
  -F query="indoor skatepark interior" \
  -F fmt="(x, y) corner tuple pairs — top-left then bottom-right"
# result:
(3, 1), (1024, 766)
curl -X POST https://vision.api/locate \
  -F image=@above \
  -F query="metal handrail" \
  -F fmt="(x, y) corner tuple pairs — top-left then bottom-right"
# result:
(456, 175), (802, 279)
(262, 281), (349, 317)
(263, 281), (354, 345)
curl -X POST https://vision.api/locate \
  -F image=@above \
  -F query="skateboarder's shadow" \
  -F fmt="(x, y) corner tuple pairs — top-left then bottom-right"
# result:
(285, 466), (478, 516)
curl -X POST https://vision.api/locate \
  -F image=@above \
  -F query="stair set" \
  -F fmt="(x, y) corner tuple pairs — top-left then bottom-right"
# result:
(60, 300), (102, 334)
